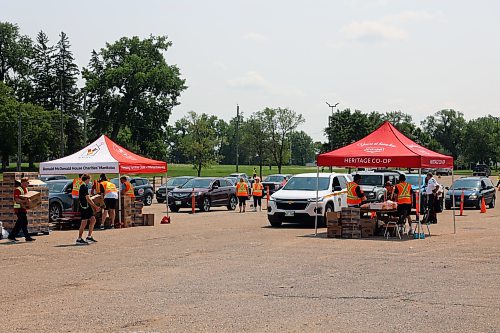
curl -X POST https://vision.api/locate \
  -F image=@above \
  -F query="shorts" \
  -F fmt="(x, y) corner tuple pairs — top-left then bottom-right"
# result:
(80, 206), (94, 220)
(104, 198), (117, 210)
(397, 204), (412, 217)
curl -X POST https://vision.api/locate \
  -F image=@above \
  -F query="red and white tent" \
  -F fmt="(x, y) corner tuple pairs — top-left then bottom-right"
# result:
(317, 121), (453, 168)
(39, 135), (167, 175)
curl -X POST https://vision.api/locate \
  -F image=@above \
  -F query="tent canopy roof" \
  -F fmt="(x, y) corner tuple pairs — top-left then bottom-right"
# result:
(317, 121), (453, 168)
(39, 135), (167, 175)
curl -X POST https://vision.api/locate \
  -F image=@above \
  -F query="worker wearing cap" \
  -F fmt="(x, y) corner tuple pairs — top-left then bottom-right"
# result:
(346, 174), (367, 208)
(8, 177), (35, 242)
(385, 181), (394, 201)
(120, 176), (135, 199)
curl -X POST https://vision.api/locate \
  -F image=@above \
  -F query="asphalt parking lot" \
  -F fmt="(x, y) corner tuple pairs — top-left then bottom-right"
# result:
(0, 176), (499, 332)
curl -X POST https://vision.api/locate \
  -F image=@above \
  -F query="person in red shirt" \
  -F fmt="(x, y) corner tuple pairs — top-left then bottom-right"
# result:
(8, 177), (35, 242)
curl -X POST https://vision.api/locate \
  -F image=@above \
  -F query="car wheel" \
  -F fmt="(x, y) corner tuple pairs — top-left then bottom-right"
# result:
(169, 205), (180, 212)
(489, 196), (495, 209)
(144, 194), (153, 206)
(200, 197), (211, 212)
(49, 203), (62, 222)
(268, 215), (282, 227)
(227, 195), (237, 210)
(157, 199), (165, 204)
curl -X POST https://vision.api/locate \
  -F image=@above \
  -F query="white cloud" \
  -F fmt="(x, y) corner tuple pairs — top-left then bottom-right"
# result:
(243, 32), (268, 43)
(339, 10), (435, 43)
(341, 21), (407, 42)
(227, 71), (305, 97)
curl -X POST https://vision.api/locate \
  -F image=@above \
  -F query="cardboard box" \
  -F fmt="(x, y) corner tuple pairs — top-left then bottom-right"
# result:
(143, 214), (155, 226)
(90, 195), (105, 208)
(19, 191), (41, 209)
(326, 212), (340, 223)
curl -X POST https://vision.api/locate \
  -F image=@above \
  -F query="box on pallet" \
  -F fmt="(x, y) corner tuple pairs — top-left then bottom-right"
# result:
(143, 214), (155, 226)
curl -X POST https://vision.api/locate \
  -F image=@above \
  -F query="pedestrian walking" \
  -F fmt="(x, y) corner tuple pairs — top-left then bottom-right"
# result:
(251, 177), (263, 211)
(8, 177), (35, 242)
(76, 175), (101, 245)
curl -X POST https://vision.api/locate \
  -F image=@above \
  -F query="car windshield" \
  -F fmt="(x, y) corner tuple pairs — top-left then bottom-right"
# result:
(167, 178), (190, 186)
(405, 175), (424, 187)
(282, 177), (330, 191)
(264, 175), (284, 182)
(450, 180), (480, 190)
(473, 165), (487, 171)
(357, 175), (383, 186)
(181, 178), (213, 189)
(47, 182), (67, 193)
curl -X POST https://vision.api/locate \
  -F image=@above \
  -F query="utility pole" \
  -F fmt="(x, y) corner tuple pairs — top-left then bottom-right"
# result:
(60, 65), (65, 157)
(236, 104), (239, 172)
(326, 102), (339, 172)
(83, 91), (87, 145)
(289, 131), (293, 165)
(17, 111), (21, 172)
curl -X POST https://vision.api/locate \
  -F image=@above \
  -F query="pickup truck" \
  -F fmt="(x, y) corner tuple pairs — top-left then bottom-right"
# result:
(267, 173), (351, 227)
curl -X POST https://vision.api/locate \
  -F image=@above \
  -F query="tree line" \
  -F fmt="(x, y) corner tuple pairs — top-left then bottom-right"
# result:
(1, 21), (498, 175)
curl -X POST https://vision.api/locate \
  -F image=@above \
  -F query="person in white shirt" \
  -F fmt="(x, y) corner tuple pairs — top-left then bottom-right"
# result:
(424, 172), (440, 223)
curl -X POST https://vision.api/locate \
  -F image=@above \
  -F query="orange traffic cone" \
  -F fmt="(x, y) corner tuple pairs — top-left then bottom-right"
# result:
(370, 211), (376, 219)
(161, 216), (171, 224)
(480, 197), (487, 213)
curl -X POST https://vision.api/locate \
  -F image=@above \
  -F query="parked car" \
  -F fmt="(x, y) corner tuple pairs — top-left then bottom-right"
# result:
(155, 176), (194, 203)
(225, 177), (238, 186)
(167, 177), (237, 212)
(436, 168), (452, 176)
(111, 177), (155, 206)
(472, 164), (491, 177)
(445, 176), (496, 209)
(229, 173), (253, 186)
(39, 175), (67, 182)
(267, 173), (351, 227)
(47, 179), (74, 221)
(351, 171), (400, 203)
(261, 174), (293, 197)
(404, 173), (427, 212)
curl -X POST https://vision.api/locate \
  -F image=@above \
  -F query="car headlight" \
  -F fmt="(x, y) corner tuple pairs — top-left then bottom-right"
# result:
(469, 194), (477, 199)
(366, 192), (375, 198)
(196, 192), (203, 196)
(269, 197), (275, 202)
(168, 192), (173, 197)
(308, 197), (324, 202)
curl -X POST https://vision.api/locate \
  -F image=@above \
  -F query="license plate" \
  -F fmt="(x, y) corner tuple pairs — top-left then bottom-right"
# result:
(285, 210), (295, 217)
(175, 201), (181, 205)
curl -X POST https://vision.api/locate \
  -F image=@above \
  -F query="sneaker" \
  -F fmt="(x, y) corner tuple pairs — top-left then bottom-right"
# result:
(25, 237), (36, 242)
(7, 236), (18, 242)
(86, 236), (97, 243)
(76, 238), (89, 245)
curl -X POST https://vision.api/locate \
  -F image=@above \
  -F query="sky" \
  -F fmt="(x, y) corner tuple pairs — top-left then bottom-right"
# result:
(3, 0), (499, 141)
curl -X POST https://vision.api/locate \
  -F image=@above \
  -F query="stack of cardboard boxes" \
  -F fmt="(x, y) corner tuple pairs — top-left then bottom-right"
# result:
(327, 208), (377, 239)
(326, 212), (342, 238)
(340, 207), (361, 239)
(0, 172), (49, 235)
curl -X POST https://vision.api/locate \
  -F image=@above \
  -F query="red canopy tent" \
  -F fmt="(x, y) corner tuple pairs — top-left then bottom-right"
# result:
(317, 121), (453, 168)
(315, 121), (455, 236)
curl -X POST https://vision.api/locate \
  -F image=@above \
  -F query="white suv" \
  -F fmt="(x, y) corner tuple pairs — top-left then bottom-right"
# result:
(267, 173), (351, 227)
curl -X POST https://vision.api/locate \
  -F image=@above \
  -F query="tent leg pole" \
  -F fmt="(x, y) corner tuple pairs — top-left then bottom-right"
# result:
(166, 171), (169, 216)
(418, 168), (422, 238)
(315, 166), (319, 236)
(118, 172), (122, 227)
(452, 169), (456, 234)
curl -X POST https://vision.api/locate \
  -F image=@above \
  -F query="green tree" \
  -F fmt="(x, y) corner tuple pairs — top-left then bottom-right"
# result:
(180, 111), (219, 176)
(83, 35), (187, 157)
(261, 107), (304, 173)
(462, 116), (499, 167)
(32, 30), (57, 110)
(421, 109), (466, 160)
(0, 81), (17, 169)
(241, 113), (269, 177)
(290, 130), (315, 166)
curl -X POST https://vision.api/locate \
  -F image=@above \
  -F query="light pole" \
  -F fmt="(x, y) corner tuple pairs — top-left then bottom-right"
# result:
(325, 102), (339, 172)
(236, 104), (240, 172)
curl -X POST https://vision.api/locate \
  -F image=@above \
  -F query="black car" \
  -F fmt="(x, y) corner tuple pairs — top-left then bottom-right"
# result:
(40, 175), (68, 182)
(472, 164), (491, 177)
(111, 177), (155, 206)
(168, 177), (237, 212)
(445, 177), (496, 209)
(156, 176), (194, 203)
(261, 174), (293, 197)
(47, 179), (74, 222)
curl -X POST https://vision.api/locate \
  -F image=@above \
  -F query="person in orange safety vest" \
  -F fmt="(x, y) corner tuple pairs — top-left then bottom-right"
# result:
(251, 177), (263, 212)
(120, 176), (135, 199)
(236, 177), (249, 213)
(346, 174), (366, 207)
(71, 174), (84, 212)
(393, 174), (414, 234)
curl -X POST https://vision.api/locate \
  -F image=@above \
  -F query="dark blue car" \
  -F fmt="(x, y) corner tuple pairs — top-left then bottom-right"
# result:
(47, 179), (74, 221)
(445, 177), (496, 209)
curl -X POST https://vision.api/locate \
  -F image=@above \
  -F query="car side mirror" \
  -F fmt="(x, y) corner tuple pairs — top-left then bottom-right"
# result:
(445, 186), (449, 190)
(212, 185), (219, 190)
